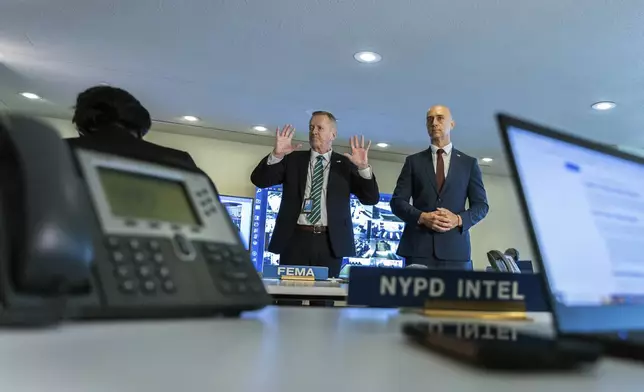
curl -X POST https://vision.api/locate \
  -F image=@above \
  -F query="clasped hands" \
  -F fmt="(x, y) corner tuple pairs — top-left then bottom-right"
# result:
(419, 208), (461, 232)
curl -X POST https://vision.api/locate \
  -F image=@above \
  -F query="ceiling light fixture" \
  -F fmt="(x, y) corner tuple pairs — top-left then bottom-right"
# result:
(481, 157), (494, 163)
(354, 51), (382, 64)
(19, 92), (41, 100)
(252, 125), (268, 132)
(181, 115), (200, 122)
(376, 142), (389, 148)
(591, 101), (616, 111)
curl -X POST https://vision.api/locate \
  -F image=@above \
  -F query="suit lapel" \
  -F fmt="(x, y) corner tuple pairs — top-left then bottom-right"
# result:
(424, 149), (439, 194)
(440, 149), (462, 195)
(297, 151), (309, 200)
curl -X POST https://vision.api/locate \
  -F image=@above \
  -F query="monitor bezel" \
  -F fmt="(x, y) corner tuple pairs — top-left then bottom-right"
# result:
(219, 194), (254, 250)
(497, 113), (644, 334)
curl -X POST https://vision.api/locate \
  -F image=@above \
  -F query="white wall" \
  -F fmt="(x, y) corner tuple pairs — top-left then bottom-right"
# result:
(44, 117), (534, 270)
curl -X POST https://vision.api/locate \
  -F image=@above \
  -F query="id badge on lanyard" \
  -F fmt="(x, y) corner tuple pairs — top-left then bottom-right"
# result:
(302, 198), (313, 214)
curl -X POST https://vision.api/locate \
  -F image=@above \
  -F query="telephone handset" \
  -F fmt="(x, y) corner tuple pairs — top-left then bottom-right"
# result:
(486, 249), (521, 273)
(0, 115), (94, 326)
(0, 114), (270, 326)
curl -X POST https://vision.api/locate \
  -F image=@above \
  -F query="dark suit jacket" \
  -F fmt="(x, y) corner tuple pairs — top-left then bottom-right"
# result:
(250, 150), (380, 257)
(66, 131), (198, 171)
(390, 148), (489, 260)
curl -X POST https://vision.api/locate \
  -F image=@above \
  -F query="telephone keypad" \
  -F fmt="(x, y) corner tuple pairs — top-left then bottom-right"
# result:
(149, 240), (160, 251)
(205, 243), (218, 253)
(158, 266), (171, 278)
(119, 280), (137, 293)
(133, 252), (146, 263)
(112, 251), (125, 263)
(142, 280), (156, 293)
(206, 253), (223, 263)
(152, 253), (164, 263)
(103, 236), (264, 303)
(217, 280), (233, 294)
(202, 242), (260, 296)
(106, 237), (120, 249)
(128, 239), (141, 250)
(162, 280), (176, 293)
(137, 265), (153, 278)
(225, 271), (248, 280)
(114, 265), (131, 278)
(104, 236), (179, 298)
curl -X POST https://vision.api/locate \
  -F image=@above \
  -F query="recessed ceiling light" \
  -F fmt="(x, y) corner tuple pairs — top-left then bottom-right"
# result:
(376, 142), (389, 148)
(19, 92), (41, 100)
(252, 125), (268, 132)
(181, 115), (200, 122)
(591, 101), (616, 111)
(354, 51), (382, 64)
(481, 157), (494, 163)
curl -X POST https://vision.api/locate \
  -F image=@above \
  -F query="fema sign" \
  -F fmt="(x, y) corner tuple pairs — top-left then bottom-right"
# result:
(262, 265), (329, 281)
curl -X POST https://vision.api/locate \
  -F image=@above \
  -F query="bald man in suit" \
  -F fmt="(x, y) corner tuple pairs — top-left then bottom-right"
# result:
(391, 105), (489, 270)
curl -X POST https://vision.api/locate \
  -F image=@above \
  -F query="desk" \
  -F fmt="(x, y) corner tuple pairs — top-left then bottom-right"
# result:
(0, 307), (642, 391)
(263, 278), (348, 304)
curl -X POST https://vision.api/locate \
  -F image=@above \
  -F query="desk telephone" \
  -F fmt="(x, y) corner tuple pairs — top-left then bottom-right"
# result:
(0, 114), (270, 326)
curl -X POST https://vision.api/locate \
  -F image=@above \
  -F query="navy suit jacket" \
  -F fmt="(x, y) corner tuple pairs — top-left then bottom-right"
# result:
(390, 148), (489, 261)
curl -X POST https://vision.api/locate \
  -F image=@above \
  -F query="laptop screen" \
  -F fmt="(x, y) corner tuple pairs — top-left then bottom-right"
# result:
(504, 120), (644, 333)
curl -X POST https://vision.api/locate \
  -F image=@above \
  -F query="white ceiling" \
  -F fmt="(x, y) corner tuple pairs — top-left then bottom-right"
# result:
(2, 0), (644, 173)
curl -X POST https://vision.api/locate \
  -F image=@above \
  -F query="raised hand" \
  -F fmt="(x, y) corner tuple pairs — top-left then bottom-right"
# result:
(343, 135), (371, 170)
(273, 124), (302, 158)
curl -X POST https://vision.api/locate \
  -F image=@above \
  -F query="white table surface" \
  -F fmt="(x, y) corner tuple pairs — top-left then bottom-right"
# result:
(0, 307), (642, 392)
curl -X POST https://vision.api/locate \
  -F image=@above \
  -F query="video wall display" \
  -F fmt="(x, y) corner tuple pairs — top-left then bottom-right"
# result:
(250, 185), (405, 271)
(219, 195), (254, 250)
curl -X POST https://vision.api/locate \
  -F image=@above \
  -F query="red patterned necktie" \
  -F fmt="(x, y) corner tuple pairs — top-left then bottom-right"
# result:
(436, 149), (445, 192)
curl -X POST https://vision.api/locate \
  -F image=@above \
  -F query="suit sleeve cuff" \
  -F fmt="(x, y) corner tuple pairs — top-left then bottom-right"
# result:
(357, 165), (373, 179)
(267, 153), (283, 165)
(457, 213), (466, 232)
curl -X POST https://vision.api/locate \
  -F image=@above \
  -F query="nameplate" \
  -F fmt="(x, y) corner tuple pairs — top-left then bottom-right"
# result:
(262, 265), (329, 281)
(347, 267), (549, 312)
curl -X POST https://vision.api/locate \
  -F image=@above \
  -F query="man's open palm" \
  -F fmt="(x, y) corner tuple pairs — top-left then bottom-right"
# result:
(344, 135), (371, 169)
(273, 124), (302, 158)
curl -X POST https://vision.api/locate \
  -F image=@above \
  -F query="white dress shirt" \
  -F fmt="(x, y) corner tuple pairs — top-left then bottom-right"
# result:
(430, 143), (453, 177)
(267, 150), (373, 226)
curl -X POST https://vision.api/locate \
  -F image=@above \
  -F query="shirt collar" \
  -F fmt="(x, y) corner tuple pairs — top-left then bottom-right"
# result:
(311, 149), (333, 161)
(430, 143), (453, 156)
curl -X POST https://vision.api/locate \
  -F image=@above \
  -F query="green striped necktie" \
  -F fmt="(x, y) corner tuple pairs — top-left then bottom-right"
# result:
(308, 155), (325, 224)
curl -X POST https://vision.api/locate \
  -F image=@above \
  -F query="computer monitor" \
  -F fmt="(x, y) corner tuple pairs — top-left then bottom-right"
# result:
(497, 114), (644, 333)
(219, 195), (253, 250)
(251, 185), (404, 271)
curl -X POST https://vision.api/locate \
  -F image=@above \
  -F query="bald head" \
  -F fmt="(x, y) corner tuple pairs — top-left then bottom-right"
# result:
(426, 105), (455, 147)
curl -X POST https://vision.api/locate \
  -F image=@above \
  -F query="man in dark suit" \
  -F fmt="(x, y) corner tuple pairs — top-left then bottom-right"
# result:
(391, 105), (489, 270)
(66, 85), (198, 170)
(251, 111), (380, 277)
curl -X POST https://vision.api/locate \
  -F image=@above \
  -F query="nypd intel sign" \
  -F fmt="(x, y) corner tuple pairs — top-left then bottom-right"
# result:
(262, 265), (329, 281)
(347, 267), (549, 311)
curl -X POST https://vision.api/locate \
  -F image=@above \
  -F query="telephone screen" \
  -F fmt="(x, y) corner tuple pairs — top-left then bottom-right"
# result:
(98, 168), (200, 225)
